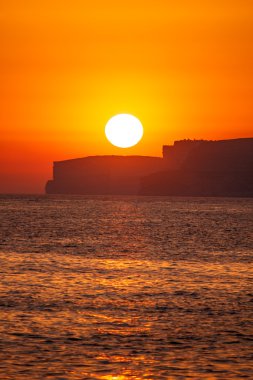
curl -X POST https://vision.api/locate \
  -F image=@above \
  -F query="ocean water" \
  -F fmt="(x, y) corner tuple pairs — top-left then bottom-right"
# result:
(0, 195), (252, 380)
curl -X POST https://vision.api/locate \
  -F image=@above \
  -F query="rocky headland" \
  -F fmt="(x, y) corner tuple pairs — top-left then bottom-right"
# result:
(46, 138), (253, 196)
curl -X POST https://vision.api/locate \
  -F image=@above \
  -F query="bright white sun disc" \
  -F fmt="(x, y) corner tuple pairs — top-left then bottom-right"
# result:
(105, 114), (143, 148)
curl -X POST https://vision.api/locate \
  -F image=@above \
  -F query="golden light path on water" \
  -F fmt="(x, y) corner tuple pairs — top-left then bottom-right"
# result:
(0, 195), (252, 379)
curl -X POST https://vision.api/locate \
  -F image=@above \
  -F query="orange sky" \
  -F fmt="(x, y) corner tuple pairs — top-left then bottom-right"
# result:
(1, 0), (253, 193)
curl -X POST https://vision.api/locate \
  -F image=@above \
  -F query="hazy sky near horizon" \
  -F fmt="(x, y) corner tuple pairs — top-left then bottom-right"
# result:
(1, 0), (253, 193)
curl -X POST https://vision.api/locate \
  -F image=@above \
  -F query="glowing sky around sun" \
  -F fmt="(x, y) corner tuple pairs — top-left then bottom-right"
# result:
(1, 0), (253, 192)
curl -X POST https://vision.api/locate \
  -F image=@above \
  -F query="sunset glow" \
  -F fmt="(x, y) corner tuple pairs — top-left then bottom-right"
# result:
(1, 1), (253, 192)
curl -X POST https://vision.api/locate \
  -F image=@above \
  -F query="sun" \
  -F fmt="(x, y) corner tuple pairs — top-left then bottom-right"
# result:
(105, 114), (143, 148)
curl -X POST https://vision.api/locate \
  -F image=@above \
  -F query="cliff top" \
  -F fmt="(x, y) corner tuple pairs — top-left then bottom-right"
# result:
(54, 155), (163, 165)
(164, 137), (253, 148)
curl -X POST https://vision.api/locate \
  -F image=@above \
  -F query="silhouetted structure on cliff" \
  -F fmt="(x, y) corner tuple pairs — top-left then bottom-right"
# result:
(46, 138), (253, 196)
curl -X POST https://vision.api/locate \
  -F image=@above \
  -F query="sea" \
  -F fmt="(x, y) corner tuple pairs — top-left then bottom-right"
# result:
(0, 195), (252, 380)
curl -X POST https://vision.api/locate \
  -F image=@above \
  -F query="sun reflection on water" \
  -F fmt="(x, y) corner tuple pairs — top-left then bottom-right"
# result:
(0, 196), (252, 379)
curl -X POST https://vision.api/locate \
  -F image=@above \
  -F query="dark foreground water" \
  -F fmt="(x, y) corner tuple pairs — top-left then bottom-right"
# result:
(0, 195), (252, 380)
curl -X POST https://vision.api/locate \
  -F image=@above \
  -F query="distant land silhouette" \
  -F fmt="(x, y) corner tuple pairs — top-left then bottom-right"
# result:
(46, 138), (253, 197)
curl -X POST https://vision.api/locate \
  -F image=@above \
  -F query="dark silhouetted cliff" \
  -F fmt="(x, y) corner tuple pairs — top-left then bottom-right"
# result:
(140, 170), (253, 197)
(141, 138), (253, 197)
(46, 156), (165, 195)
(46, 138), (253, 196)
